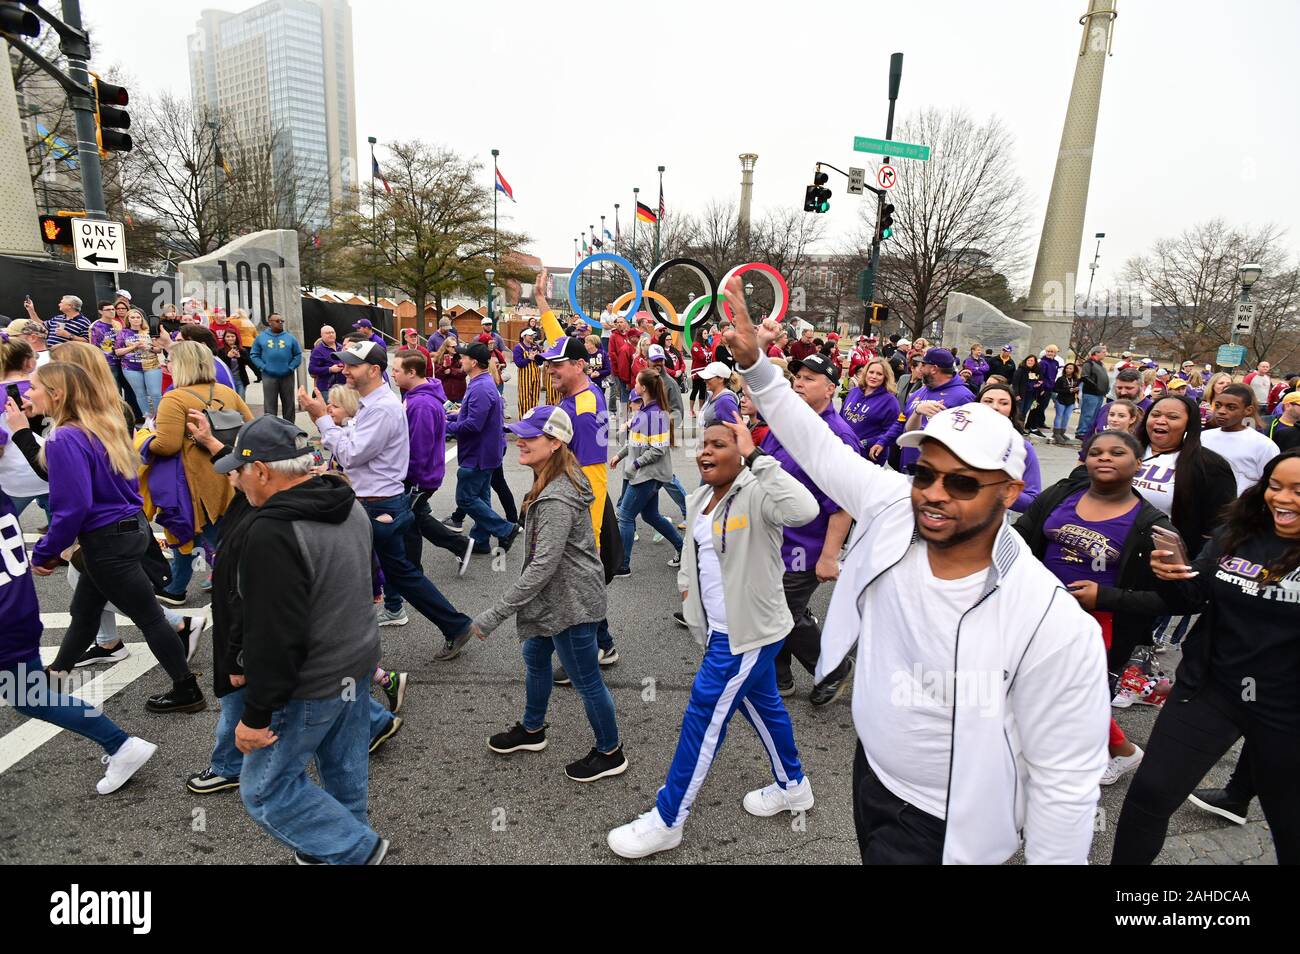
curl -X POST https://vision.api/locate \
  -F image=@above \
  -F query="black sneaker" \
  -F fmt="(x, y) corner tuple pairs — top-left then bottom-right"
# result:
(499, 524), (521, 553)
(74, 643), (129, 668)
(145, 675), (206, 714)
(433, 629), (474, 662)
(186, 768), (239, 794)
(565, 745), (628, 783)
(294, 850), (326, 865)
(598, 647), (619, 666)
(156, 590), (187, 608)
(809, 657), (854, 708)
(776, 675), (795, 698)
(488, 722), (548, 754)
(379, 670), (407, 713)
(1187, 788), (1250, 825)
(443, 515), (466, 533)
(672, 611), (688, 628)
(553, 666), (572, 686)
(369, 716), (402, 754)
(614, 568), (632, 579)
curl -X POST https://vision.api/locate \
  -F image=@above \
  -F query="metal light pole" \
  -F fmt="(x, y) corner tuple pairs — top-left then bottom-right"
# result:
(1083, 232), (1105, 310)
(1234, 262), (1262, 353)
(491, 148), (499, 264)
(485, 266), (495, 329)
(653, 165), (664, 268)
(367, 135), (378, 304)
(588, 223), (595, 316)
(613, 203), (620, 254)
(632, 186), (639, 261)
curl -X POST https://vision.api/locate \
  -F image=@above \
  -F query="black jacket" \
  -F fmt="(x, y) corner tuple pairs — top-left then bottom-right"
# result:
(1014, 476), (1175, 679)
(987, 355), (1016, 382)
(1053, 374), (1080, 406)
(208, 445), (254, 698)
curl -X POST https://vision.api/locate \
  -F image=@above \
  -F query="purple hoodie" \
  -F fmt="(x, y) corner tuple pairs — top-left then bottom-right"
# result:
(32, 427), (142, 567)
(0, 494), (44, 668)
(839, 386), (900, 462)
(880, 374), (977, 472)
(1039, 355), (1061, 390)
(308, 341), (346, 395)
(403, 380), (449, 491)
(138, 434), (197, 545)
(962, 355), (990, 390)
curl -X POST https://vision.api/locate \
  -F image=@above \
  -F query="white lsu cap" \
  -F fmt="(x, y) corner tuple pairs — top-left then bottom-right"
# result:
(897, 402), (1026, 481)
(697, 361), (732, 381)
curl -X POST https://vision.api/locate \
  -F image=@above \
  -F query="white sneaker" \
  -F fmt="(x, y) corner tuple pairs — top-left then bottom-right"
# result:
(652, 531), (664, 544)
(607, 809), (684, 859)
(377, 607), (409, 627)
(97, 737), (158, 795)
(1111, 690), (1135, 709)
(743, 777), (815, 817)
(1100, 745), (1144, 786)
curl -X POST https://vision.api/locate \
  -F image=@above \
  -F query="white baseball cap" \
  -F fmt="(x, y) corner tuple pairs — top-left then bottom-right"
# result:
(648, 344), (666, 361)
(481, 316), (493, 325)
(897, 402), (1026, 481)
(697, 361), (732, 381)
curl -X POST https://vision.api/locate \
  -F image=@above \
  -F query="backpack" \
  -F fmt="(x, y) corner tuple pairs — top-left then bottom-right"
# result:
(188, 383), (245, 447)
(598, 494), (622, 585)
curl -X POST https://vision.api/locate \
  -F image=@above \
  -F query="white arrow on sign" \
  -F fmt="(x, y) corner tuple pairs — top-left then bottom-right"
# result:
(877, 164), (897, 190)
(73, 219), (128, 273)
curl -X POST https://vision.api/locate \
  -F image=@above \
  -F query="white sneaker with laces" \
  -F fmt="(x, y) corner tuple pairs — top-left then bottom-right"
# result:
(1100, 745), (1144, 786)
(607, 809), (683, 859)
(743, 776), (814, 817)
(97, 737), (158, 795)
(1111, 690), (1135, 709)
(377, 607), (409, 627)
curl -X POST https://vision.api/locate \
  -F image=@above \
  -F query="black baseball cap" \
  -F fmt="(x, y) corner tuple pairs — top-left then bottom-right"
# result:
(334, 340), (388, 369)
(789, 352), (840, 384)
(456, 341), (491, 367)
(214, 416), (309, 474)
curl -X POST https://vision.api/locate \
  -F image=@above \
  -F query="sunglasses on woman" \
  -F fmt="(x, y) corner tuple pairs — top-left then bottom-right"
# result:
(911, 463), (1011, 500)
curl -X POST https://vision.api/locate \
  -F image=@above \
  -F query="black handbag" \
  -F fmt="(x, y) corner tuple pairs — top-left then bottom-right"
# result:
(194, 383), (245, 447)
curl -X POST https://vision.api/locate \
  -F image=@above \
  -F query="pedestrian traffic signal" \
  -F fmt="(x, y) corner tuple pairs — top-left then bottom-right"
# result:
(90, 72), (131, 157)
(878, 202), (895, 241)
(38, 214), (75, 247)
(869, 303), (889, 325)
(804, 169), (831, 214)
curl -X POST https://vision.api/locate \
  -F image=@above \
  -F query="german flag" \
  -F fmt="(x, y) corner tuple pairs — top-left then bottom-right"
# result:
(636, 201), (657, 224)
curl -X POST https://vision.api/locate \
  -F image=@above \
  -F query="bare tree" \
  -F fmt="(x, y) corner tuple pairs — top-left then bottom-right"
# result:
(850, 108), (1031, 339)
(1123, 220), (1296, 364)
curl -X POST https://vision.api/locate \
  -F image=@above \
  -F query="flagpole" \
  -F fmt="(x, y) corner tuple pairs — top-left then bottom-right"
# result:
(368, 136), (378, 306)
(491, 148), (499, 265)
(613, 204), (620, 255)
(632, 186), (639, 262)
(588, 224), (595, 318)
(654, 165), (664, 269)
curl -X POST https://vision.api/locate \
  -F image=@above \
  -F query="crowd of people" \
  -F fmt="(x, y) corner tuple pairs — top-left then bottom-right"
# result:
(2, 280), (1298, 866)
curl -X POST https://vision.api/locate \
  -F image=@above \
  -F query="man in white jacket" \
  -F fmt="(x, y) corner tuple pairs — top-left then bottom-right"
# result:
(720, 276), (1110, 865)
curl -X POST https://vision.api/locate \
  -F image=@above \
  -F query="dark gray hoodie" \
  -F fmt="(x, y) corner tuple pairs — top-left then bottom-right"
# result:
(473, 468), (607, 640)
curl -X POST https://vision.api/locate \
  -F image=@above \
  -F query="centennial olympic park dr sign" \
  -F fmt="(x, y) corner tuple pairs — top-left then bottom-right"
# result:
(567, 253), (790, 347)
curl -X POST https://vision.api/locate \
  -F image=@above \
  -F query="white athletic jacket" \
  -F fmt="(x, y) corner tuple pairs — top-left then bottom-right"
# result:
(741, 356), (1110, 865)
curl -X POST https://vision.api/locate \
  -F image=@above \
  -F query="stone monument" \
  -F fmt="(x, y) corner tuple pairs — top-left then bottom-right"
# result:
(942, 292), (1032, 358)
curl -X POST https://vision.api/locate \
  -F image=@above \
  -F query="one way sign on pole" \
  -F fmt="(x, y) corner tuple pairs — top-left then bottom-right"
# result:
(73, 219), (128, 273)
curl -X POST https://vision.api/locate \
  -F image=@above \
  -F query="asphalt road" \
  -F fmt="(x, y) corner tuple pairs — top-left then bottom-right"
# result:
(0, 384), (1268, 865)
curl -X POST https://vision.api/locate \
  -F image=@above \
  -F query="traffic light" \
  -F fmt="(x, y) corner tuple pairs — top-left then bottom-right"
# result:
(878, 202), (895, 241)
(38, 214), (76, 247)
(869, 303), (890, 325)
(803, 169), (831, 214)
(90, 72), (132, 157)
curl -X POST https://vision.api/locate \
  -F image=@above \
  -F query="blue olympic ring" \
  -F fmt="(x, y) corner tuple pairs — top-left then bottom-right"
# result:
(567, 253), (642, 331)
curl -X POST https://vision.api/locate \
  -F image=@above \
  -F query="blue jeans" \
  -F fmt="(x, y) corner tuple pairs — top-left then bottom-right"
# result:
(4, 493), (49, 522)
(240, 694), (380, 864)
(657, 633), (803, 828)
(210, 688), (392, 779)
(521, 622), (619, 752)
(664, 475), (688, 518)
(122, 366), (163, 418)
(454, 466), (514, 548)
(618, 479), (682, 573)
(360, 495), (472, 640)
(166, 521), (219, 598)
(1077, 393), (1102, 438)
(1, 656), (129, 755)
(1052, 400), (1075, 432)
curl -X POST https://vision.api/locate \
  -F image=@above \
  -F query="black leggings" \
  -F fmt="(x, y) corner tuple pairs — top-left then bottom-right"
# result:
(690, 377), (709, 404)
(1112, 684), (1300, 864)
(50, 514), (191, 683)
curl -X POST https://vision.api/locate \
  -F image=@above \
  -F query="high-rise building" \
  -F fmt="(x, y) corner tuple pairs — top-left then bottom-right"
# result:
(187, 0), (357, 224)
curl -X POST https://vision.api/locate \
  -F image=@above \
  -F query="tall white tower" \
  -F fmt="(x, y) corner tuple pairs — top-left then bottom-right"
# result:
(738, 153), (758, 246)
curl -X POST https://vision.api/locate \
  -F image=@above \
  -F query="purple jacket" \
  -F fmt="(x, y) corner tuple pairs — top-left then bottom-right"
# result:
(760, 403), (860, 571)
(1013, 437), (1042, 513)
(0, 494), (45, 668)
(880, 374), (977, 472)
(32, 427), (142, 567)
(403, 380), (449, 491)
(308, 341), (345, 395)
(446, 371), (505, 470)
(962, 356), (990, 390)
(139, 434), (197, 545)
(839, 386), (899, 462)
(1039, 355), (1061, 390)
(513, 342), (542, 369)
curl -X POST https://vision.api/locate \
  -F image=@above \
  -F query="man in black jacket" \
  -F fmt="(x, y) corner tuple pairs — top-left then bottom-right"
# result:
(218, 416), (390, 865)
(987, 344), (1016, 383)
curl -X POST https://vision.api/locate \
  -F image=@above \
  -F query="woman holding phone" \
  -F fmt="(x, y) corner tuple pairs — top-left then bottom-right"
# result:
(115, 308), (164, 425)
(1114, 450), (1300, 864)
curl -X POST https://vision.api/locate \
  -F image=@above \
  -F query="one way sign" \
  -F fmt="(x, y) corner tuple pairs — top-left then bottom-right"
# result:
(73, 219), (128, 273)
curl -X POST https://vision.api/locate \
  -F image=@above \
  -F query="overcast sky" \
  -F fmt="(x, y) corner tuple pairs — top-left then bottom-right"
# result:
(86, 0), (1300, 294)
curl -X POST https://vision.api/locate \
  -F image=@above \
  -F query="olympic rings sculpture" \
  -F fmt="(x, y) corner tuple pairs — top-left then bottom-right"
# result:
(566, 253), (790, 347)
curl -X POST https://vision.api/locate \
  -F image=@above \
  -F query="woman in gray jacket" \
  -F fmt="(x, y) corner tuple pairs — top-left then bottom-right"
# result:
(471, 405), (627, 783)
(611, 368), (684, 575)
(607, 412), (820, 859)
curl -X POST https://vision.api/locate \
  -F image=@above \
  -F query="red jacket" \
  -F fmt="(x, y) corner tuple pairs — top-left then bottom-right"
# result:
(610, 329), (636, 385)
(690, 341), (709, 377)
(789, 340), (819, 362)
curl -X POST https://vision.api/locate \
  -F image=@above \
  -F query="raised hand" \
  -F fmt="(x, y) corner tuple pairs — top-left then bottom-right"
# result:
(535, 266), (550, 314)
(723, 410), (755, 459)
(721, 275), (759, 367)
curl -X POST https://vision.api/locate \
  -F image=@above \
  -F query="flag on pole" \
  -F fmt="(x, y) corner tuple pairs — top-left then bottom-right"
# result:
(636, 201), (657, 224)
(603, 228), (614, 242)
(658, 181), (665, 221)
(495, 167), (515, 202)
(372, 156), (392, 195)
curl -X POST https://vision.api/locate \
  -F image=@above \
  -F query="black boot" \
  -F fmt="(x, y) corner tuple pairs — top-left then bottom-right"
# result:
(146, 674), (206, 714)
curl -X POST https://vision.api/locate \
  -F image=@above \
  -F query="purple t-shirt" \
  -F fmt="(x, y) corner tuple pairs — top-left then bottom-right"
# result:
(761, 402), (861, 571)
(90, 320), (120, 368)
(1041, 489), (1139, 588)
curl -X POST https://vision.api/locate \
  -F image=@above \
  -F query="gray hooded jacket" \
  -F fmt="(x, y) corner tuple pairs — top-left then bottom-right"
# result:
(473, 468), (607, 640)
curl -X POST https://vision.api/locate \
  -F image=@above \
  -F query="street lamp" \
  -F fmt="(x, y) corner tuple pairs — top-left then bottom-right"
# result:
(1239, 263), (1262, 289)
(485, 267), (496, 329)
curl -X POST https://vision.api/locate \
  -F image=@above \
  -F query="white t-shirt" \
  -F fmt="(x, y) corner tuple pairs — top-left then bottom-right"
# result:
(1134, 450), (1179, 516)
(1201, 427), (1280, 495)
(694, 506), (728, 635)
(855, 541), (989, 820)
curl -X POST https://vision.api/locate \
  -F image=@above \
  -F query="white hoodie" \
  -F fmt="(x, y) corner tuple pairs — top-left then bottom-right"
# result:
(740, 356), (1110, 864)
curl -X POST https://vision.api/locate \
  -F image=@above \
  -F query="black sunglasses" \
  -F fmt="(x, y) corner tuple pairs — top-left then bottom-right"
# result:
(912, 463), (1011, 500)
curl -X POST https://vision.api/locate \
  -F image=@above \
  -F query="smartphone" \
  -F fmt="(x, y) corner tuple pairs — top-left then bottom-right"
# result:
(5, 383), (22, 407)
(1151, 525), (1190, 567)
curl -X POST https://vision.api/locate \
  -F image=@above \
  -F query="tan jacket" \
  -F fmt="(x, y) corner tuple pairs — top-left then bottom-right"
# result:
(152, 382), (253, 529)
